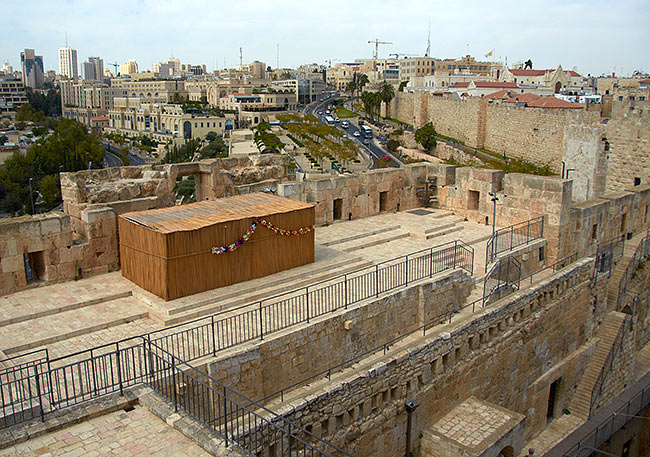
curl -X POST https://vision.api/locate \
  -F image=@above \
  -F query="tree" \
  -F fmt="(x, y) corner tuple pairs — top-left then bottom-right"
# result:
(0, 135), (7, 145)
(415, 123), (437, 152)
(387, 138), (400, 153)
(524, 59), (533, 70)
(345, 80), (356, 97)
(205, 131), (219, 142)
(398, 81), (408, 92)
(379, 82), (395, 117)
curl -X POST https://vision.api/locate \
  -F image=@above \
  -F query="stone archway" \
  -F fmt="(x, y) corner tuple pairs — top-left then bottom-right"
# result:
(183, 121), (192, 139)
(554, 81), (562, 93)
(499, 445), (514, 457)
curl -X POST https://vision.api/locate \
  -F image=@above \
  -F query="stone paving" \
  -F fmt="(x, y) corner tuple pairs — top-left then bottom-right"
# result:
(2, 405), (209, 456)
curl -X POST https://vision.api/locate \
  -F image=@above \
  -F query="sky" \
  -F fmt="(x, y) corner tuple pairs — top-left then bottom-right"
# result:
(2, 0), (649, 77)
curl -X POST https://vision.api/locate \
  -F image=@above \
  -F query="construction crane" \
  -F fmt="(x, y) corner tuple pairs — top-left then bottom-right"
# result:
(389, 53), (418, 60)
(368, 39), (393, 60)
(107, 62), (119, 75)
(326, 59), (340, 68)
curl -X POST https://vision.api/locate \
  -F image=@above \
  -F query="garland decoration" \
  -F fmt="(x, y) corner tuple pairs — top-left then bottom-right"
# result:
(211, 218), (314, 255)
(211, 220), (259, 255)
(259, 219), (314, 236)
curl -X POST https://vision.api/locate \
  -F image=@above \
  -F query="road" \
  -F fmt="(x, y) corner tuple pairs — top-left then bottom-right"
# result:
(101, 142), (148, 168)
(305, 95), (400, 168)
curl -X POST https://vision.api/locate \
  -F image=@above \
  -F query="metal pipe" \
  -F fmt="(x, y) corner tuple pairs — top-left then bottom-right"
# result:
(405, 400), (420, 457)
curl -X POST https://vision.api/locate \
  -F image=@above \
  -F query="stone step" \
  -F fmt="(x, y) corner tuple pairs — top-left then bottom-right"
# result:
(0, 298), (149, 356)
(425, 225), (464, 241)
(568, 311), (628, 419)
(0, 291), (132, 329)
(338, 229), (411, 253)
(317, 224), (402, 247)
(160, 258), (375, 326)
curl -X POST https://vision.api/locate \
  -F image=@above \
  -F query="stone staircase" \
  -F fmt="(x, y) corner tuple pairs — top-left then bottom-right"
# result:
(332, 228), (411, 252)
(568, 311), (628, 420)
(146, 255), (374, 326)
(0, 297), (149, 356)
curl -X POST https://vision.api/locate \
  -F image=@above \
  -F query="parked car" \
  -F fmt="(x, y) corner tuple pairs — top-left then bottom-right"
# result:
(353, 131), (360, 137)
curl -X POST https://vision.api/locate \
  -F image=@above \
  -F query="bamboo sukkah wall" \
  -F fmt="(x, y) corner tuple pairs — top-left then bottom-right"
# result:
(119, 193), (315, 301)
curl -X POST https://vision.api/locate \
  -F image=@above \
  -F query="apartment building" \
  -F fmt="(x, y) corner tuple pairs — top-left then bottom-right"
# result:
(219, 92), (298, 127)
(120, 60), (138, 75)
(398, 57), (437, 81)
(0, 76), (28, 118)
(326, 63), (361, 92)
(20, 49), (44, 88)
(271, 77), (326, 103)
(107, 100), (227, 142)
(82, 57), (104, 82)
(58, 47), (78, 80)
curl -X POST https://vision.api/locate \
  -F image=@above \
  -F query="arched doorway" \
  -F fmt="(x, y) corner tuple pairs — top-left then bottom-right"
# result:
(183, 121), (192, 139)
(622, 305), (632, 315)
(499, 445), (514, 457)
(554, 81), (562, 93)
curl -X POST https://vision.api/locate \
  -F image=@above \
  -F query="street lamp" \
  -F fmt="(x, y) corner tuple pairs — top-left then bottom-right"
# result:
(489, 189), (499, 257)
(28, 178), (35, 215)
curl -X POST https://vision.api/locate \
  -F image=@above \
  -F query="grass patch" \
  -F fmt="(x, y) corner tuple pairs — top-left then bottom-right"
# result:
(335, 107), (358, 119)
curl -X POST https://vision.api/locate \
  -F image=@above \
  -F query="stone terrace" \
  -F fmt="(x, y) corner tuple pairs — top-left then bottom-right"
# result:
(0, 209), (494, 361)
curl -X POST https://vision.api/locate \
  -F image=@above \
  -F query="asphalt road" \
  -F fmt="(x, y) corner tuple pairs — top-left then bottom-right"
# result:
(305, 95), (400, 168)
(102, 142), (148, 167)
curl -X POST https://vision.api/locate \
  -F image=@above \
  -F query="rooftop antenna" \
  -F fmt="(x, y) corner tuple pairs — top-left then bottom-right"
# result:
(239, 47), (243, 68)
(425, 22), (431, 57)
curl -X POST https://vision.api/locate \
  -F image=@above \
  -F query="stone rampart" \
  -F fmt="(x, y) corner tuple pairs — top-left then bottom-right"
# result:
(207, 269), (473, 403)
(245, 259), (604, 456)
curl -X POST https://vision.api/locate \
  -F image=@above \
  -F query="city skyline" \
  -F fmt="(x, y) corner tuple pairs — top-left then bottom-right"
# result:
(1, 0), (649, 77)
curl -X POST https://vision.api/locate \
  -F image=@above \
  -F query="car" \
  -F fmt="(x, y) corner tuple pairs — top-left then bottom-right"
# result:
(341, 121), (350, 128)
(325, 110), (330, 115)
(318, 111), (323, 115)
(335, 118), (341, 123)
(353, 131), (360, 137)
(362, 139), (370, 145)
(342, 134), (348, 139)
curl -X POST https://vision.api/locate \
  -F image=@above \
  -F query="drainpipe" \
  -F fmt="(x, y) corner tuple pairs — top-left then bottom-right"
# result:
(405, 400), (420, 457)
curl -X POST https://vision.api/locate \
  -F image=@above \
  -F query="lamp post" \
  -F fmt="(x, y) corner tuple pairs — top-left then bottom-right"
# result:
(489, 189), (499, 260)
(28, 178), (35, 215)
(405, 400), (420, 457)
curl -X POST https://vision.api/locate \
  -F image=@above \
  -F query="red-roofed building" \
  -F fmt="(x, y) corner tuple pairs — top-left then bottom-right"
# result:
(501, 65), (587, 93)
(484, 90), (584, 110)
(448, 80), (521, 97)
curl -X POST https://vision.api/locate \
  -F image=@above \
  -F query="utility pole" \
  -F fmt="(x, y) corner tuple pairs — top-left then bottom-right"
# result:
(239, 47), (243, 68)
(28, 178), (35, 214)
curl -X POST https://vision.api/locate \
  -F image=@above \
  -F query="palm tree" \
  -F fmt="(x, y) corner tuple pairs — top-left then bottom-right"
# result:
(379, 82), (395, 118)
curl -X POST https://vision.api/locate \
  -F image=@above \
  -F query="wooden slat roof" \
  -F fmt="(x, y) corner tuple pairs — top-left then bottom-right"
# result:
(120, 193), (313, 233)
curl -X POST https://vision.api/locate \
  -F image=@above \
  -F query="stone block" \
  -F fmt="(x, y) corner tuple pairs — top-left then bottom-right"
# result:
(40, 217), (62, 235)
(1, 255), (24, 274)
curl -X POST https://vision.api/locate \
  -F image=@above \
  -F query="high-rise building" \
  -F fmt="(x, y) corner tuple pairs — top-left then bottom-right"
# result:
(2, 62), (13, 75)
(20, 49), (44, 88)
(58, 46), (78, 80)
(119, 60), (138, 76)
(82, 56), (104, 81)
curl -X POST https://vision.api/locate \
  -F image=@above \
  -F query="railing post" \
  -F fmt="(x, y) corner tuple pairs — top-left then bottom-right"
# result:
(405, 255), (409, 286)
(375, 265), (380, 297)
(147, 337), (154, 384)
(306, 287), (310, 323)
(46, 349), (55, 407)
(223, 385), (229, 447)
(453, 241), (458, 268)
(171, 357), (178, 412)
(527, 220), (530, 244)
(259, 302), (264, 340)
(430, 247), (434, 278)
(211, 315), (217, 355)
(115, 342), (123, 396)
(344, 274), (348, 309)
(510, 226), (514, 251)
(34, 364), (45, 422)
(90, 348), (98, 397)
(288, 421), (293, 455)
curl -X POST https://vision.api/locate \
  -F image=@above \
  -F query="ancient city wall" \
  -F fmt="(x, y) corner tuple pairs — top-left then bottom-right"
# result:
(278, 164), (427, 225)
(207, 269), (473, 403)
(603, 101), (650, 193)
(393, 93), (649, 199)
(247, 259), (605, 456)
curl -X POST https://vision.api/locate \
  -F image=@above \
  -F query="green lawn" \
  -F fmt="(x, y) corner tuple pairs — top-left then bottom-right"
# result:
(335, 107), (359, 119)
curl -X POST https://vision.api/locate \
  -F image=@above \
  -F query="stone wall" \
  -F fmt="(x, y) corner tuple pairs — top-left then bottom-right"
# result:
(278, 164), (428, 225)
(0, 209), (118, 293)
(242, 260), (605, 456)
(207, 269), (473, 403)
(392, 93), (650, 200)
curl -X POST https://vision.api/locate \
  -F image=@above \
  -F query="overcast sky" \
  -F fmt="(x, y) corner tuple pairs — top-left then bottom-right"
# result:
(2, 0), (649, 77)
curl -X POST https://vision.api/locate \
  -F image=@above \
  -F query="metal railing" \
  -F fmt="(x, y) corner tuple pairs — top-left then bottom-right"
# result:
(588, 314), (631, 418)
(145, 340), (353, 457)
(562, 375), (650, 456)
(483, 256), (521, 305)
(485, 216), (544, 268)
(616, 229), (650, 311)
(592, 235), (626, 281)
(0, 240), (473, 430)
(520, 253), (579, 286)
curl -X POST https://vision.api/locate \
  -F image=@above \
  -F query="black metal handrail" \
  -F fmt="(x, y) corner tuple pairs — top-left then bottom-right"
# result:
(483, 256), (521, 305)
(0, 240), (473, 430)
(588, 314), (631, 418)
(485, 216), (544, 268)
(616, 229), (650, 311)
(145, 340), (354, 456)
